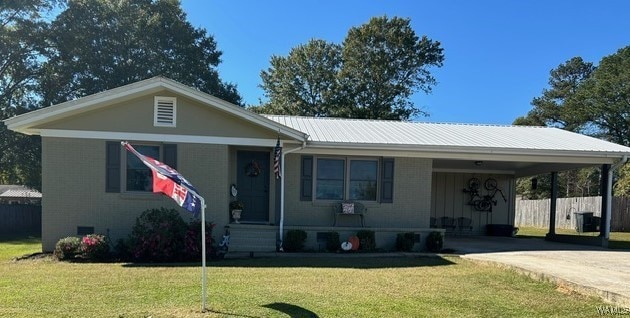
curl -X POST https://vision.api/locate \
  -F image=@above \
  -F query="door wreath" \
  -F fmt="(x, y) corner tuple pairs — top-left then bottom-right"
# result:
(245, 160), (263, 177)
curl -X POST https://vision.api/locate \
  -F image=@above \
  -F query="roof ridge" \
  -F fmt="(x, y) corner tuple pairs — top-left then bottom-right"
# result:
(263, 114), (548, 128)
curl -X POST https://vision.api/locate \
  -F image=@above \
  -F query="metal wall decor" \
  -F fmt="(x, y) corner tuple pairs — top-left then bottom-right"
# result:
(463, 177), (507, 212)
(244, 160), (263, 177)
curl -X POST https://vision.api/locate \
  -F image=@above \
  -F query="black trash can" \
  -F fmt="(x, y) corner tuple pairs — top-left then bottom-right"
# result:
(574, 212), (594, 233)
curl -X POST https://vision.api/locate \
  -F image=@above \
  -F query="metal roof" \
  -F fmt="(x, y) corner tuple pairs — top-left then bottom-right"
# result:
(265, 115), (630, 156)
(0, 186), (42, 198)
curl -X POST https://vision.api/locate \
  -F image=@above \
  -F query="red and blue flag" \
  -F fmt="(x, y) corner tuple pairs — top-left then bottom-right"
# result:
(122, 142), (201, 217)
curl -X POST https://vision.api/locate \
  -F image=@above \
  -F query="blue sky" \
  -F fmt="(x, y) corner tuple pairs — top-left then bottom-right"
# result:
(180, 0), (630, 124)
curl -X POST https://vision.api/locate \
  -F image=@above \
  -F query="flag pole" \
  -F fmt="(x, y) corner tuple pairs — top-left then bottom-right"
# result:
(200, 196), (207, 312)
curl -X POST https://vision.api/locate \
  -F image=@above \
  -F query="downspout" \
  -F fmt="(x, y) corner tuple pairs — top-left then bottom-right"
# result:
(279, 139), (307, 251)
(605, 155), (628, 240)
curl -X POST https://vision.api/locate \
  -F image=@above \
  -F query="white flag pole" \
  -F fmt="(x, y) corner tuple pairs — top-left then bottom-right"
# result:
(200, 196), (207, 312)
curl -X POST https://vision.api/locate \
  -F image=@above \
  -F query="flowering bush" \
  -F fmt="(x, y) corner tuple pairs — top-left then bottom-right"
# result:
(54, 236), (81, 260)
(128, 208), (189, 262)
(80, 234), (110, 260)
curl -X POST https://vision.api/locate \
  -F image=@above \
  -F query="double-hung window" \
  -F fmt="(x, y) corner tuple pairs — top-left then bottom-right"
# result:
(315, 158), (379, 201)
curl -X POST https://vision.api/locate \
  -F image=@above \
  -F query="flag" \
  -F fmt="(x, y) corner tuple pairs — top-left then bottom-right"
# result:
(274, 137), (282, 179)
(122, 142), (201, 217)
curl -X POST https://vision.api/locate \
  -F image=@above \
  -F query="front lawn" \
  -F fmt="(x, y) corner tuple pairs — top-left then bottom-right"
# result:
(0, 236), (608, 317)
(517, 226), (630, 249)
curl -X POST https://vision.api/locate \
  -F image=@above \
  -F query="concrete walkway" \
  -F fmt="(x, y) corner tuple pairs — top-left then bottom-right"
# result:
(445, 236), (630, 306)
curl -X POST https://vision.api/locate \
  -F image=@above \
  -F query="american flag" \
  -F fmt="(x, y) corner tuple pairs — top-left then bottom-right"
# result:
(122, 142), (201, 217)
(274, 137), (282, 179)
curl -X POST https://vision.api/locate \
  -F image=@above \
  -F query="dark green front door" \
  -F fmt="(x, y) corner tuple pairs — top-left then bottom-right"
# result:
(236, 151), (270, 223)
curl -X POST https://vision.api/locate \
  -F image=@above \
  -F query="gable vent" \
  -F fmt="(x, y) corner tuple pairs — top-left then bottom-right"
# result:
(154, 96), (177, 127)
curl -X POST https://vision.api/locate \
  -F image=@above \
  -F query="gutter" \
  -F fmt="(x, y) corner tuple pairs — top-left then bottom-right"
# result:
(278, 139), (307, 251)
(604, 155), (628, 240)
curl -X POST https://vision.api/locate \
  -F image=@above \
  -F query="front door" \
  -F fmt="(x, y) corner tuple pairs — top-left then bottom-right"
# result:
(236, 151), (270, 223)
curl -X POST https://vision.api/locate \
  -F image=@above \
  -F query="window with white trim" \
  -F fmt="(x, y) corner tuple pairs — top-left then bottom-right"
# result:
(315, 157), (378, 201)
(154, 96), (176, 127)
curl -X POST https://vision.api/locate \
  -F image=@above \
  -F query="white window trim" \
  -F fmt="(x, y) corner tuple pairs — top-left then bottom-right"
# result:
(154, 96), (177, 127)
(313, 156), (380, 202)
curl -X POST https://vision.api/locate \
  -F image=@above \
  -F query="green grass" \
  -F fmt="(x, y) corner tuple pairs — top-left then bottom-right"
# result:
(0, 235), (41, 262)
(0, 236), (609, 317)
(517, 226), (630, 249)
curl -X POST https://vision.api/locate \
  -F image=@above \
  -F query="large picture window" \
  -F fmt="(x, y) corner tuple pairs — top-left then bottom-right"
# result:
(315, 157), (378, 201)
(126, 145), (160, 192)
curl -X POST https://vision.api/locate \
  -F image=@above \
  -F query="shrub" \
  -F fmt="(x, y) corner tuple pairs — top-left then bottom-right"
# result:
(284, 230), (307, 252)
(128, 208), (189, 262)
(54, 236), (81, 260)
(425, 231), (443, 252)
(80, 234), (110, 260)
(356, 230), (376, 251)
(396, 232), (415, 252)
(183, 220), (215, 261)
(326, 231), (340, 252)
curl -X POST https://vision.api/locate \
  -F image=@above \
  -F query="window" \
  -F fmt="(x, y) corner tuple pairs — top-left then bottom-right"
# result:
(154, 96), (176, 127)
(314, 158), (378, 201)
(126, 144), (160, 192)
(316, 159), (345, 200)
(349, 160), (378, 201)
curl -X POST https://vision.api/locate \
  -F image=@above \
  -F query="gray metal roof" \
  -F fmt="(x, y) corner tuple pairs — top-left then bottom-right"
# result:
(265, 115), (630, 155)
(0, 186), (42, 198)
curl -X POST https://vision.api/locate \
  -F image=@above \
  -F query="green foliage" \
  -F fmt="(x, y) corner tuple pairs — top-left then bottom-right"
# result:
(128, 208), (189, 262)
(40, 0), (241, 106)
(425, 231), (443, 252)
(283, 230), (307, 252)
(80, 234), (110, 261)
(53, 236), (81, 260)
(326, 231), (340, 252)
(258, 16), (444, 120)
(396, 232), (415, 252)
(356, 230), (376, 251)
(260, 39), (343, 116)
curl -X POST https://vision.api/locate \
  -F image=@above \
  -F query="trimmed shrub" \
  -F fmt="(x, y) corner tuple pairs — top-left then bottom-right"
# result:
(128, 208), (189, 262)
(425, 231), (443, 252)
(54, 236), (81, 260)
(284, 230), (307, 252)
(326, 231), (340, 252)
(80, 234), (110, 260)
(396, 232), (415, 252)
(183, 220), (215, 261)
(356, 230), (376, 251)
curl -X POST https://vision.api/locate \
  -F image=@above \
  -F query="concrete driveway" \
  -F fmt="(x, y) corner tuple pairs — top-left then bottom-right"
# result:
(444, 236), (630, 306)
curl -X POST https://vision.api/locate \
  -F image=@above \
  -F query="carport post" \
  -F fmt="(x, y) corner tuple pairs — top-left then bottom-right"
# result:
(599, 164), (610, 238)
(548, 171), (558, 236)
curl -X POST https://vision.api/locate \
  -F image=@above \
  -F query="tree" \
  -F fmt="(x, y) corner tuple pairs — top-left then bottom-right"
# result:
(513, 57), (595, 131)
(257, 16), (444, 120)
(515, 46), (630, 198)
(259, 39), (342, 116)
(40, 0), (242, 106)
(0, 0), (57, 189)
(339, 16), (444, 120)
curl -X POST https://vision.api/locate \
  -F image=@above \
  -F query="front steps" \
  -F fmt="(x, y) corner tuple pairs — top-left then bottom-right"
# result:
(227, 224), (278, 252)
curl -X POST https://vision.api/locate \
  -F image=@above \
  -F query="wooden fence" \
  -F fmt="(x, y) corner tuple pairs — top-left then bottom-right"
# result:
(515, 196), (630, 232)
(0, 204), (41, 235)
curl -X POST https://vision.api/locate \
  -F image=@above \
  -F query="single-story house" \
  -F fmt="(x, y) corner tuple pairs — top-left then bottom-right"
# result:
(0, 185), (42, 205)
(4, 76), (630, 252)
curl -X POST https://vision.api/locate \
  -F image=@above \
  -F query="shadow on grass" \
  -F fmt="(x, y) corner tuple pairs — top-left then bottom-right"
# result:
(121, 255), (456, 269)
(0, 234), (41, 244)
(262, 302), (318, 318)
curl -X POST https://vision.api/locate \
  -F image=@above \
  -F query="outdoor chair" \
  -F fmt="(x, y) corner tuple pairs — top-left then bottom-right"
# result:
(439, 216), (456, 232)
(332, 200), (365, 227)
(457, 217), (473, 233)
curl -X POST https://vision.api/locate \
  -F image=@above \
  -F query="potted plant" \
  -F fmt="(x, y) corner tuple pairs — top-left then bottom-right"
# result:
(230, 200), (244, 223)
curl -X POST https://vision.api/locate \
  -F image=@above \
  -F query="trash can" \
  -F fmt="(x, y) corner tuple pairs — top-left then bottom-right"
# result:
(574, 212), (594, 233)
(486, 224), (516, 237)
